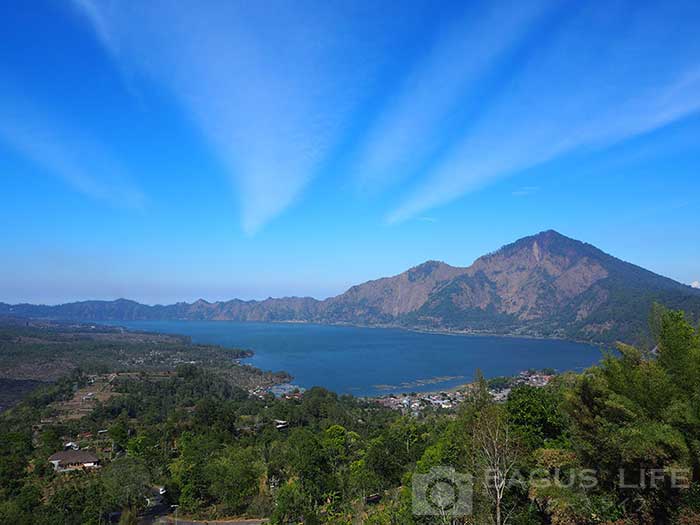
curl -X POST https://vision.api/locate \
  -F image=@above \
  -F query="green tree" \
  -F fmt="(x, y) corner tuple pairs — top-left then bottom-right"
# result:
(506, 385), (570, 449)
(169, 432), (220, 513)
(272, 479), (316, 525)
(207, 446), (264, 515)
(565, 308), (700, 522)
(288, 428), (333, 500)
(102, 457), (151, 515)
(108, 412), (131, 452)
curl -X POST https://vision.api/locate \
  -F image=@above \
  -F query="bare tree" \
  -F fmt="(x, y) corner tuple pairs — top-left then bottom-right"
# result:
(473, 405), (520, 525)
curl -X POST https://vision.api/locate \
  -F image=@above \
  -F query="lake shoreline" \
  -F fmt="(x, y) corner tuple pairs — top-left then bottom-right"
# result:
(139, 317), (612, 348)
(108, 319), (603, 398)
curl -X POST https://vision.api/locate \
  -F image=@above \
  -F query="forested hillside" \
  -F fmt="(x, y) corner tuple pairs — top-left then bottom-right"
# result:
(1, 307), (700, 524)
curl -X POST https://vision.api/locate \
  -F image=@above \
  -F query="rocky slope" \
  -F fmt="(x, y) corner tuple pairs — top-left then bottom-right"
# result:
(3, 230), (699, 343)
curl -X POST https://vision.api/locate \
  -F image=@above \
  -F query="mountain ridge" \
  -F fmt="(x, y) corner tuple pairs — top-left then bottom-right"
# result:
(3, 230), (699, 343)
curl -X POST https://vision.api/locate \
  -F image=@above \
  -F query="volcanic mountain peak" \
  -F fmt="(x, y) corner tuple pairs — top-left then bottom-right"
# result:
(3, 231), (699, 343)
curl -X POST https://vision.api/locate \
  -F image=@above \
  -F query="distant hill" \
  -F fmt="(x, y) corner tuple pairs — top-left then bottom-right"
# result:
(3, 230), (699, 343)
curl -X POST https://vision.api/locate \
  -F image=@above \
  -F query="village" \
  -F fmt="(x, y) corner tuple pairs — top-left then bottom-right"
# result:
(374, 369), (556, 414)
(255, 370), (557, 414)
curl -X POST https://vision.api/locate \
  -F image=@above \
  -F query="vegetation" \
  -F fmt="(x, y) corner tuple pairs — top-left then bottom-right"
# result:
(1, 306), (700, 523)
(0, 319), (289, 410)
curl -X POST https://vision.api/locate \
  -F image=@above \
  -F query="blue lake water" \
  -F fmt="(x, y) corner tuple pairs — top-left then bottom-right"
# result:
(108, 321), (603, 397)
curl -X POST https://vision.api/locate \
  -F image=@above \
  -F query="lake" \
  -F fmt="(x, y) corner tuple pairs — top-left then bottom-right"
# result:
(108, 320), (604, 397)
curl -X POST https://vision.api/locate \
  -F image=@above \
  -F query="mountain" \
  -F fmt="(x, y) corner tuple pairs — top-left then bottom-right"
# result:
(2, 230), (699, 343)
(400, 230), (700, 341)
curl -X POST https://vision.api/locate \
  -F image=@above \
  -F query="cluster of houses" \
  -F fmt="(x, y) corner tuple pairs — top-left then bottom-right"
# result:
(266, 383), (305, 399)
(248, 382), (305, 400)
(376, 389), (467, 415)
(489, 370), (555, 402)
(375, 369), (556, 414)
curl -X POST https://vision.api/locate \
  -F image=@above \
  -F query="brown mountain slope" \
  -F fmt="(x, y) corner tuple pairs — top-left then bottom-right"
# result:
(2, 230), (699, 343)
(320, 260), (467, 323)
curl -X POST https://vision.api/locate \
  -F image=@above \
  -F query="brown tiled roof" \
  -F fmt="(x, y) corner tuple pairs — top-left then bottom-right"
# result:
(48, 450), (99, 464)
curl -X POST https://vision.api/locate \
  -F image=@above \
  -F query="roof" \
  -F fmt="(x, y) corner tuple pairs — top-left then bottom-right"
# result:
(48, 450), (99, 464)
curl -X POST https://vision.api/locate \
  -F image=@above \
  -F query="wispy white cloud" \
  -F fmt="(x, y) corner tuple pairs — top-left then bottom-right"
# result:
(351, 2), (550, 194)
(692, 281), (700, 289)
(0, 89), (144, 207)
(72, 1), (400, 234)
(70, 1), (700, 228)
(387, 2), (700, 223)
(417, 216), (438, 223)
(72, 0), (116, 54)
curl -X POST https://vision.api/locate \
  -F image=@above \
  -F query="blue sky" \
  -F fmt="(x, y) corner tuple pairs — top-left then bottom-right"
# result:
(1, 0), (699, 305)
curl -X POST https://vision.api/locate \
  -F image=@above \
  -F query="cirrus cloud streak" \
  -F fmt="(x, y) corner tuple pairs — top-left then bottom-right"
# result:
(385, 2), (700, 223)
